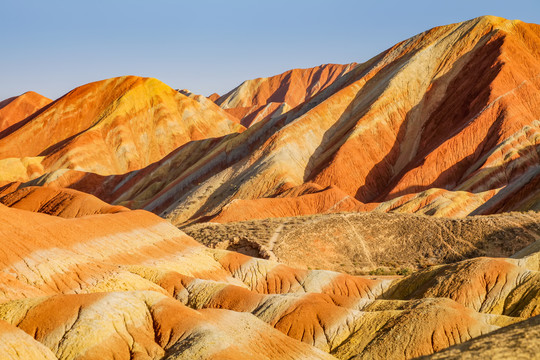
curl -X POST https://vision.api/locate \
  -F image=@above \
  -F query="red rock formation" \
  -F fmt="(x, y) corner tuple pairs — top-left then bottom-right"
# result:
(143, 16), (539, 224)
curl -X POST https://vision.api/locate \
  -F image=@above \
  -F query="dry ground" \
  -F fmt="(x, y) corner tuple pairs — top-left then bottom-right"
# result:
(182, 211), (540, 274)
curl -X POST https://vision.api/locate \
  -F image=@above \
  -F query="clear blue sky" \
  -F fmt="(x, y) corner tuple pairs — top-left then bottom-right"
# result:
(1, 0), (539, 100)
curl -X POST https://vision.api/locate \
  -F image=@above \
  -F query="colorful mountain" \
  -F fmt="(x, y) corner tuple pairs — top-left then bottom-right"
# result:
(0, 16), (539, 359)
(0, 76), (244, 183)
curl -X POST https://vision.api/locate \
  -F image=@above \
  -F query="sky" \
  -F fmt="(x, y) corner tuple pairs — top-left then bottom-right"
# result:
(1, 0), (539, 100)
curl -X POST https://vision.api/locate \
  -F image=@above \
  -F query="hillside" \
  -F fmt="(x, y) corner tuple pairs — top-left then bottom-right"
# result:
(0, 15), (539, 358)
(0, 189), (537, 359)
(0, 91), (51, 133)
(215, 63), (356, 127)
(0, 76), (244, 183)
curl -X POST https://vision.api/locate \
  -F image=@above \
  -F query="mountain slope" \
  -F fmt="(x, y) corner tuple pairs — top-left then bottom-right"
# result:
(0, 191), (537, 359)
(0, 185), (128, 218)
(2, 17), (537, 223)
(142, 16), (540, 224)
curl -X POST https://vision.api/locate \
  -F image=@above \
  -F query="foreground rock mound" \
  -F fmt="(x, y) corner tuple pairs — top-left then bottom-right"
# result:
(0, 195), (537, 359)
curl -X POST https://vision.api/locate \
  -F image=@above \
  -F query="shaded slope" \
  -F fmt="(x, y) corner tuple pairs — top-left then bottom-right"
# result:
(419, 315), (540, 359)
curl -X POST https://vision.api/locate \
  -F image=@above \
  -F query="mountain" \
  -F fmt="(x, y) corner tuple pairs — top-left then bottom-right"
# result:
(0, 14), (539, 360)
(0, 76), (244, 183)
(2, 16), (537, 224)
(22, 15), (534, 225)
(0, 185), (128, 218)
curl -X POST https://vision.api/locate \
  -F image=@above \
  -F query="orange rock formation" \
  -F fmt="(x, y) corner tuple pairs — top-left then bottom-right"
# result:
(96, 15), (538, 225)
(0, 192), (536, 358)
(0, 91), (51, 133)
(215, 63), (356, 127)
(0, 76), (244, 183)
(0, 17), (538, 357)
(1, 17), (537, 224)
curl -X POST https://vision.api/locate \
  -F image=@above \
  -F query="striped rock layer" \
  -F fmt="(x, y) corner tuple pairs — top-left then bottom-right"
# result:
(0, 192), (538, 359)
(0, 76), (244, 184)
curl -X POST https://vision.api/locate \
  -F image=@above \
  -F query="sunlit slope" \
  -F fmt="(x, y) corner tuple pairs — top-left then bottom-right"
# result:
(0, 91), (51, 133)
(1, 16), (538, 223)
(0, 76), (244, 181)
(145, 16), (540, 224)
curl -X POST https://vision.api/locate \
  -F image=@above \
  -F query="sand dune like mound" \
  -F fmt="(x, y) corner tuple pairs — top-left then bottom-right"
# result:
(0, 197), (537, 359)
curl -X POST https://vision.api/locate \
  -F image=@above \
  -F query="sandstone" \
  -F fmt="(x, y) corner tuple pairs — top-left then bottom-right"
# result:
(0, 76), (244, 183)
(0, 91), (51, 134)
